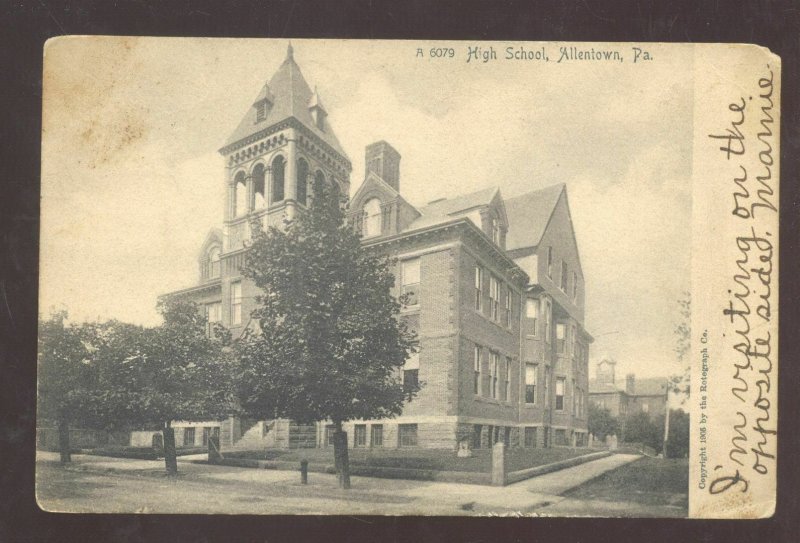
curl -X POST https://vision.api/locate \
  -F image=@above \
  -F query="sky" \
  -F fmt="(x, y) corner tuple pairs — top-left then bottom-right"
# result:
(41, 37), (693, 380)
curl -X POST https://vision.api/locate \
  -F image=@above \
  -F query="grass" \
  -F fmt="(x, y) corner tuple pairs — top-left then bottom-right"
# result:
(563, 456), (688, 507)
(224, 446), (597, 473)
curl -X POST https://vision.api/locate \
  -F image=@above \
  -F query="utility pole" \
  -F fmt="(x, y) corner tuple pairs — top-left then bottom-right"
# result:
(662, 381), (670, 458)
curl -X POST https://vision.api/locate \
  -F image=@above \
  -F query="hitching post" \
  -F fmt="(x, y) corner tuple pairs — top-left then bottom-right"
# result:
(300, 459), (308, 484)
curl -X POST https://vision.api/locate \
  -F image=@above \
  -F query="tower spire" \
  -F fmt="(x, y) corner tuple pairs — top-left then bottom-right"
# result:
(286, 41), (294, 61)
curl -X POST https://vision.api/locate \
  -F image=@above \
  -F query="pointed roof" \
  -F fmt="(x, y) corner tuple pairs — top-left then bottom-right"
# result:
(409, 187), (499, 230)
(222, 45), (348, 160)
(504, 183), (565, 251)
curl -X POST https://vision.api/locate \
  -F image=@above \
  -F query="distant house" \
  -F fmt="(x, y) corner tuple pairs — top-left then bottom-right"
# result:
(588, 358), (670, 420)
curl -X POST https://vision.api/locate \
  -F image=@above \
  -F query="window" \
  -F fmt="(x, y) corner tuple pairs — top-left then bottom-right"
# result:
(234, 171), (247, 217)
(202, 427), (210, 446)
(403, 351), (419, 393)
(561, 260), (568, 291)
(525, 363), (537, 404)
(401, 258), (420, 306)
(556, 378), (565, 411)
(526, 298), (538, 336)
(489, 276), (499, 320)
(545, 300), (551, 342)
(524, 427), (537, 448)
(473, 346), (482, 395)
(491, 217), (500, 245)
(398, 424), (418, 447)
(230, 281), (242, 325)
(472, 425), (482, 449)
(504, 357), (511, 401)
(325, 425), (335, 446)
(490, 352), (499, 399)
(556, 323), (566, 353)
(371, 425), (383, 447)
(207, 246), (221, 279)
(296, 159), (309, 206)
(363, 198), (382, 238)
(555, 428), (568, 446)
(572, 271), (578, 302)
(183, 427), (195, 446)
(547, 246), (553, 278)
(354, 425), (367, 448)
(205, 302), (222, 336)
(271, 155), (285, 202)
(503, 289), (511, 327)
(642, 403), (649, 413)
(474, 265), (483, 311)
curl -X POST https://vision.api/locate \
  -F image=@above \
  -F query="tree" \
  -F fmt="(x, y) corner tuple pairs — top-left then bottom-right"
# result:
(670, 291), (691, 396)
(587, 403), (619, 442)
(658, 408), (689, 458)
(622, 411), (663, 452)
(97, 300), (235, 475)
(37, 311), (101, 463)
(235, 181), (418, 489)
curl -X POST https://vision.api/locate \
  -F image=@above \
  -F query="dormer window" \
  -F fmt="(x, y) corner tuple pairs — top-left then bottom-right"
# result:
(255, 101), (267, 122)
(491, 216), (500, 245)
(208, 246), (221, 278)
(363, 198), (382, 238)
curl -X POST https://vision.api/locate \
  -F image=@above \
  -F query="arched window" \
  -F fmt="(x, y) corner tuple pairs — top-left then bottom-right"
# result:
(208, 246), (221, 278)
(234, 171), (247, 217)
(296, 159), (309, 206)
(363, 198), (382, 238)
(252, 163), (266, 209)
(313, 170), (326, 198)
(271, 155), (285, 203)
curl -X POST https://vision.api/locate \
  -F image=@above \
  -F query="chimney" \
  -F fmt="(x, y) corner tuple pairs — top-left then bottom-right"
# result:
(365, 141), (401, 192)
(626, 374), (636, 395)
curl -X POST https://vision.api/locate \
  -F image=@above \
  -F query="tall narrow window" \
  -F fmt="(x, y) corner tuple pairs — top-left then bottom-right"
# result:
(474, 265), (483, 311)
(491, 217), (500, 245)
(234, 171), (247, 217)
(556, 323), (566, 353)
(545, 299), (551, 343)
(371, 425), (383, 447)
(526, 298), (538, 336)
(489, 276), (499, 321)
(503, 288), (511, 327)
(504, 357), (511, 401)
(252, 164), (266, 209)
(363, 198), (382, 238)
(271, 156), (285, 203)
(354, 425), (367, 448)
(473, 346), (482, 395)
(403, 351), (419, 393)
(547, 247), (553, 278)
(401, 258), (420, 306)
(555, 378), (565, 410)
(572, 271), (578, 302)
(561, 260), (568, 291)
(208, 246), (221, 279)
(490, 352), (499, 399)
(205, 302), (221, 337)
(525, 363), (537, 404)
(296, 159), (309, 206)
(183, 427), (195, 446)
(314, 171), (326, 200)
(230, 281), (242, 325)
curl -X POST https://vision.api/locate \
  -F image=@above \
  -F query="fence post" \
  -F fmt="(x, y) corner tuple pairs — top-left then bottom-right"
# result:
(491, 441), (507, 486)
(300, 459), (308, 484)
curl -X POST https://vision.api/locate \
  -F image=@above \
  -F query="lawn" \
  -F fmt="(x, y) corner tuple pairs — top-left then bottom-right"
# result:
(563, 456), (688, 508)
(223, 446), (597, 473)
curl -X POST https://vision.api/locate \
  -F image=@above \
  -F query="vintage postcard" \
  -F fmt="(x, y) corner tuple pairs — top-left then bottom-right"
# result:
(36, 37), (779, 518)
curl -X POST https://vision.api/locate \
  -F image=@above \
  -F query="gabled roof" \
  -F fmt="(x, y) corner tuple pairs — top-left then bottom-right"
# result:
(504, 183), (565, 251)
(408, 186), (499, 230)
(221, 44), (348, 160)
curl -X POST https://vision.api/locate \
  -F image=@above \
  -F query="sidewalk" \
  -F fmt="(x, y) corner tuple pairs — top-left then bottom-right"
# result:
(36, 450), (641, 515)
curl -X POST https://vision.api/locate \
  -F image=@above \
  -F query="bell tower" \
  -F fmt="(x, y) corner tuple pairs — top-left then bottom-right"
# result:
(217, 44), (352, 253)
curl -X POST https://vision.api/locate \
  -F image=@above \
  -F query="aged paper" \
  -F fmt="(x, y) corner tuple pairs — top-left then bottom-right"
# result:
(37, 38), (779, 517)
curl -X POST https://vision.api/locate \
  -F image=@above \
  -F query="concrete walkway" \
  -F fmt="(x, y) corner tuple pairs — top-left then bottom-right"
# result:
(36, 451), (642, 515)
